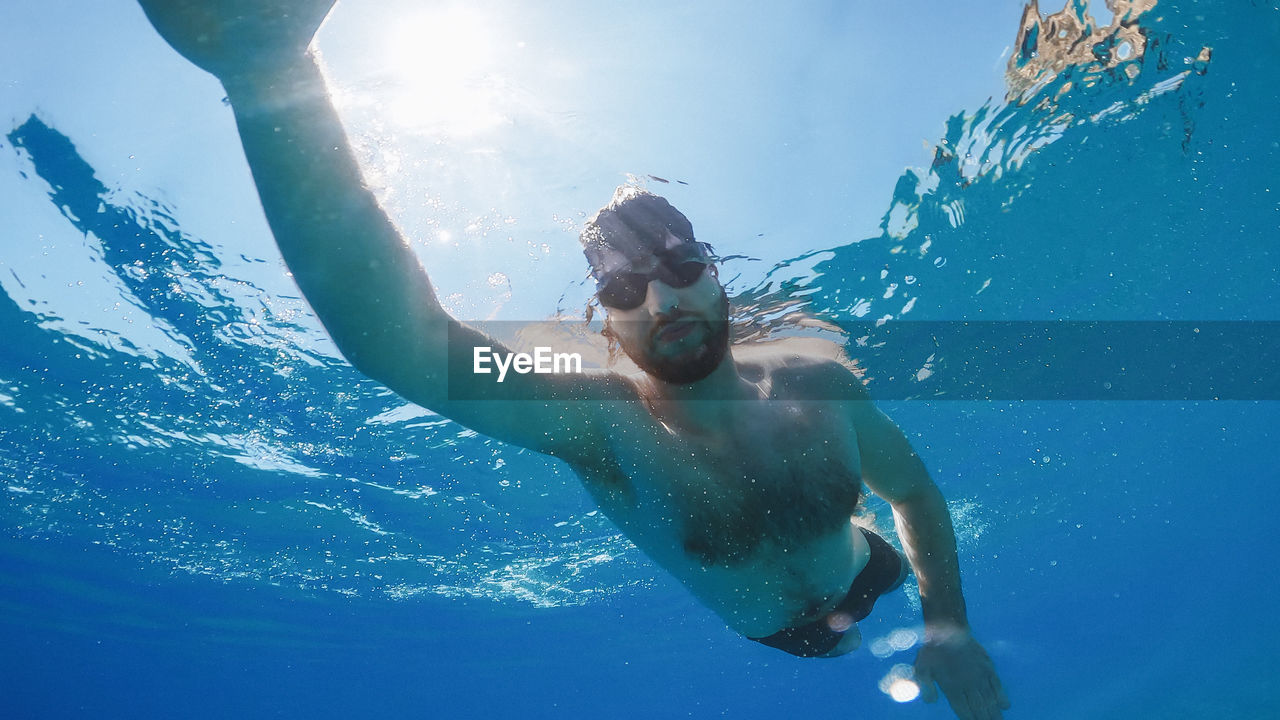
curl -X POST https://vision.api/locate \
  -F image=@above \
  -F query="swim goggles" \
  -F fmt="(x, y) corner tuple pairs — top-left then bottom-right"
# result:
(596, 248), (709, 310)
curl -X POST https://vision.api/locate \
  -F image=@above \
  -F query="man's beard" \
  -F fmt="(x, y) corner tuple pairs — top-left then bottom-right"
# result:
(619, 292), (731, 385)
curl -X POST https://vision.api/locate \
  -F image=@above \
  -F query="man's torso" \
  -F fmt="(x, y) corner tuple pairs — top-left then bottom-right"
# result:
(569, 352), (872, 636)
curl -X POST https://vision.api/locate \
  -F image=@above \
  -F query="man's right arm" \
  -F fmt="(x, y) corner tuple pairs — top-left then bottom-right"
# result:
(139, 1), (618, 458)
(224, 57), (444, 390)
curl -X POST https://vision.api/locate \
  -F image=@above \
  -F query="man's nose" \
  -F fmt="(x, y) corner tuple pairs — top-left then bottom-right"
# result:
(644, 279), (681, 316)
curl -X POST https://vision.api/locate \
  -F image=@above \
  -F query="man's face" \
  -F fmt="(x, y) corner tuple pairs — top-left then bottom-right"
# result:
(602, 250), (731, 385)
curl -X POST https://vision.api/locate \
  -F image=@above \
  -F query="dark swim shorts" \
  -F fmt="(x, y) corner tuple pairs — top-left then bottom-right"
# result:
(750, 527), (907, 658)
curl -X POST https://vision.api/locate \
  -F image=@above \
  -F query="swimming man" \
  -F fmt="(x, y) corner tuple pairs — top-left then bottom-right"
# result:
(137, 2), (1010, 718)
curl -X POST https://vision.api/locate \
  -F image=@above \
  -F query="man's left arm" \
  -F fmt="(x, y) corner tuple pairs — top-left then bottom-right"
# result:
(847, 395), (1010, 720)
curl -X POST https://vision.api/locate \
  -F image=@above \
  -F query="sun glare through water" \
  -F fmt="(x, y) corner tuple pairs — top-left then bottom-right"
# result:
(378, 6), (512, 136)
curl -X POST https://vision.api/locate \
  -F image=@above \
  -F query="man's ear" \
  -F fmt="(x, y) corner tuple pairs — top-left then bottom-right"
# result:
(709, 264), (719, 279)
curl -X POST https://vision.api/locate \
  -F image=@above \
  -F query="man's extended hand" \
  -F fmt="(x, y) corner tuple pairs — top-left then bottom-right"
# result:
(138, 0), (336, 81)
(914, 627), (1010, 720)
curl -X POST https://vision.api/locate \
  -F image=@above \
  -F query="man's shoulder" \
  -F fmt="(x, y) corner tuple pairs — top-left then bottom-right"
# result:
(734, 338), (868, 401)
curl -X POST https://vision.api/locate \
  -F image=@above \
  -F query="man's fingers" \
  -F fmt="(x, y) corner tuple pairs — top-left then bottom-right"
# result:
(915, 666), (939, 704)
(962, 688), (986, 720)
(990, 674), (1011, 709)
(975, 686), (1005, 720)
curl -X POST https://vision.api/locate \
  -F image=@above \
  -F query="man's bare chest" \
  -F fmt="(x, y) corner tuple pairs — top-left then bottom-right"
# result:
(581, 402), (864, 565)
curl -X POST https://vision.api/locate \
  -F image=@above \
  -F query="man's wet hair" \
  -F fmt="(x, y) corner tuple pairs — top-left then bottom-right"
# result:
(580, 186), (710, 282)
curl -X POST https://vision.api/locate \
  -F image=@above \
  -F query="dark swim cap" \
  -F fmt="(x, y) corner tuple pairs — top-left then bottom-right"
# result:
(580, 186), (712, 282)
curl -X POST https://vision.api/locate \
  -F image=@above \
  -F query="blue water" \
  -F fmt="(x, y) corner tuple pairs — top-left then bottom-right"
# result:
(3, 1), (1277, 718)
